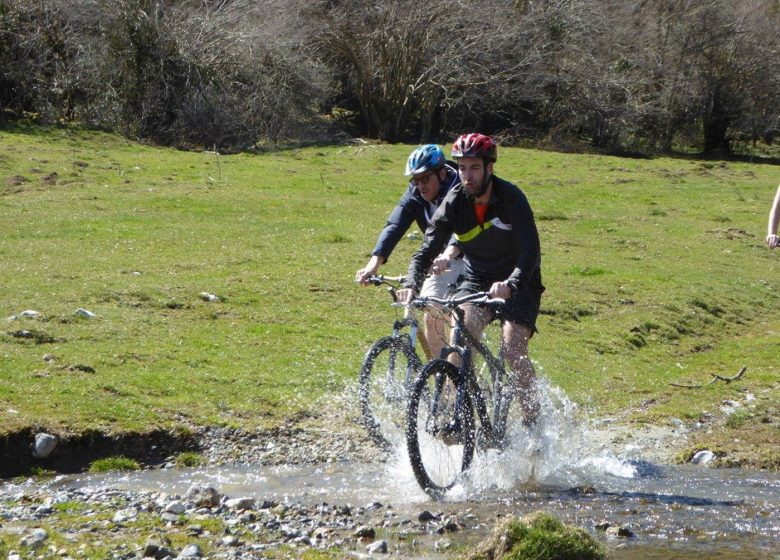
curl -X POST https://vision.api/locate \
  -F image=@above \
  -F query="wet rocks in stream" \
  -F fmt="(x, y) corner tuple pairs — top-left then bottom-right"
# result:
(0, 483), (509, 559)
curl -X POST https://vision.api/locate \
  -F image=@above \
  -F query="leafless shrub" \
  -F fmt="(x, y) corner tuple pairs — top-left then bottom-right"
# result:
(1, 0), (777, 153)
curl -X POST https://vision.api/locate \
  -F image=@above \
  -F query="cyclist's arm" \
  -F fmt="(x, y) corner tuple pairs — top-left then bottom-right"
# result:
(370, 185), (421, 263)
(505, 188), (541, 293)
(404, 208), (453, 292)
(767, 184), (780, 249)
(358, 186), (421, 284)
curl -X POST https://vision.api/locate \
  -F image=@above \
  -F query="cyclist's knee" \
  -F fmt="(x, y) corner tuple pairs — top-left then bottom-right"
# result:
(503, 322), (532, 347)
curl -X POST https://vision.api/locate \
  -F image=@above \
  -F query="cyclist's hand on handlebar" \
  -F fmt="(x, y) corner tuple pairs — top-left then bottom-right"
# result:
(355, 262), (381, 284)
(489, 281), (512, 300)
(395, 288), (417, 304)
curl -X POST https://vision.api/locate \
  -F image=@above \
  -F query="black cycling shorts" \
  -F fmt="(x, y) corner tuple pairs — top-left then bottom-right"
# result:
(456, 276), (544, 335)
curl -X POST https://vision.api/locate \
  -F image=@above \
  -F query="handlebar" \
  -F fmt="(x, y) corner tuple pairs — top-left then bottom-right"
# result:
(410, 291), (505, 310)
(361, 274), (407, 304)
(365, 274), (406, 287)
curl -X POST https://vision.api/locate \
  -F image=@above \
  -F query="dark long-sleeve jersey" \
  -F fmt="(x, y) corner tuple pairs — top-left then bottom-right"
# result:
(404, 175), (542, 293)
(370, 162), (459, 263)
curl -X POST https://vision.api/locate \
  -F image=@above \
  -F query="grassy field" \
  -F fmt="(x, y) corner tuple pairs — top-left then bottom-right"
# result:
(1, 124), (778, 462)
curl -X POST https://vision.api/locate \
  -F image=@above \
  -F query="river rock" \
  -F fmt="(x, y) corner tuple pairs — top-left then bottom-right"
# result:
(220, 535), (240, 547)
(75, 308), (96, 318)
(691, 450), (715, 465)
(312, 527), (329, 541)
(177, 543), (202, 557)
(606, 525), (634, 538)
(20, 528), (48, 548)
(164, 501), (186, 514)
(225, 497), (255, 510)
(437, 516), (460, 533)
(112, 508), (137, 523)
(185, 485), (220, 508)
(353, 525), (375, 539)
(366, 539), (387, 553)
(32, 433), (58, 459)
(144, 538), (174, 560)
(271, 503), (288, 515)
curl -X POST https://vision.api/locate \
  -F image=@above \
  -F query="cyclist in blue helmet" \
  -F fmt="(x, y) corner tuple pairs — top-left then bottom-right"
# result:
(356, 144), (464, 359)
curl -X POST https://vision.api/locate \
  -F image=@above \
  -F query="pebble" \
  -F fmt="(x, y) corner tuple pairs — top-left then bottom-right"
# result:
(178, 543), (202, 557)
(606, 525), (635, 538)
(164, 501), (187, 514)
(366, 539), (388, 553)
(225, 497), (255, 510)
(353, 525), (376, 539)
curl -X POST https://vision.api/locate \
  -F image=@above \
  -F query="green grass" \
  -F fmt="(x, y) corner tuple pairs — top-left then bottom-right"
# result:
(88, 456), (141, 472)
(175, 451), (206, 467)
(1, 124), (779, 440)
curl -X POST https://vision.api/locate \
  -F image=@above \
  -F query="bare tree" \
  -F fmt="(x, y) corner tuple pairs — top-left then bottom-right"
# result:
(2, 0), (778, 153)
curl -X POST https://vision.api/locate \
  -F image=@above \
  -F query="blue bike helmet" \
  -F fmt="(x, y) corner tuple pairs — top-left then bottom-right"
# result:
(404, 144), (446, 176)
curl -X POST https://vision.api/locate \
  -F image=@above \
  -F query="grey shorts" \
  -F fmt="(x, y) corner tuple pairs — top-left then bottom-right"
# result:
(419, 257), (465, 298)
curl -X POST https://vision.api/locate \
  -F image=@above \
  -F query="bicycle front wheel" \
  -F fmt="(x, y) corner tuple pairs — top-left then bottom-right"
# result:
(359, 335), (421, 449)
(406, 360), (475, 498)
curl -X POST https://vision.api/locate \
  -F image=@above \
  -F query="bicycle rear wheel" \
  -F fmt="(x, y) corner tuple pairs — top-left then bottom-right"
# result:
(406, 360), (475, 498)
(359, 335), (421, 449)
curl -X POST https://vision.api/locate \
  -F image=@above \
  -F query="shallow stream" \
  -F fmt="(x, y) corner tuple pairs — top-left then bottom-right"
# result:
(26, 407), (780, 558)
(5, 384), (778, 558)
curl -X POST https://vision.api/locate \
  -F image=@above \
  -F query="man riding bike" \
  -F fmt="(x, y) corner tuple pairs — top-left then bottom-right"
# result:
(396, 133), (545, 430)
(356, 144), (464, 360)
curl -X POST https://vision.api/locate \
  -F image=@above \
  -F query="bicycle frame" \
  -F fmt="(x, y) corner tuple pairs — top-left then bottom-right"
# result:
(415, 292), (510, 445)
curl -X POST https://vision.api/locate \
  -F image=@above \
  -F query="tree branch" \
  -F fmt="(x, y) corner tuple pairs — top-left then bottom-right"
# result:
(669, 366), (747, 388)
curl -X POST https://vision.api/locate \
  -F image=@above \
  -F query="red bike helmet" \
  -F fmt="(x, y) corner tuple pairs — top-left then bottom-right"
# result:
(451, 133), (497, 162)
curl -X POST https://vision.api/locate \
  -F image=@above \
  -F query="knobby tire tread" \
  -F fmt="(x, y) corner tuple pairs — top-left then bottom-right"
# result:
(358, 335), (420, 449)
(406, 359), (475, 498)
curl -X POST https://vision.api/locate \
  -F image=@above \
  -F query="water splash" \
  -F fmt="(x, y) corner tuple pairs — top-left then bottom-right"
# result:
(368, 376), (650, 501)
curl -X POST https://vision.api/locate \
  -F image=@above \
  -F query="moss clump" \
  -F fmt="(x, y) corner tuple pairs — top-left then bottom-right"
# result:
(175, 451), (205, 467)
(88, 456), (141, 472)
(467, 511), (605, 560)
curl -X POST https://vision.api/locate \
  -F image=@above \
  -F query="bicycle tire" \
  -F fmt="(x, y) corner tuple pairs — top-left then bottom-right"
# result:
(359, 335), (421, 449)
(406, 359), (475, 498)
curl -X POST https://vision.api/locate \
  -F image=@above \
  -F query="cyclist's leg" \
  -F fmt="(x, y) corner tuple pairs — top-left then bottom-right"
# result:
(500, 287), (543, 426)
(502, 321), (539, 425)
(419, 259), (463, 360)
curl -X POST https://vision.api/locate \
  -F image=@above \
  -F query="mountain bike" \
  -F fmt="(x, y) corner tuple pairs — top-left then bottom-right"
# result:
(358, 275), (425, 450)
(405, 291), (511, 498)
